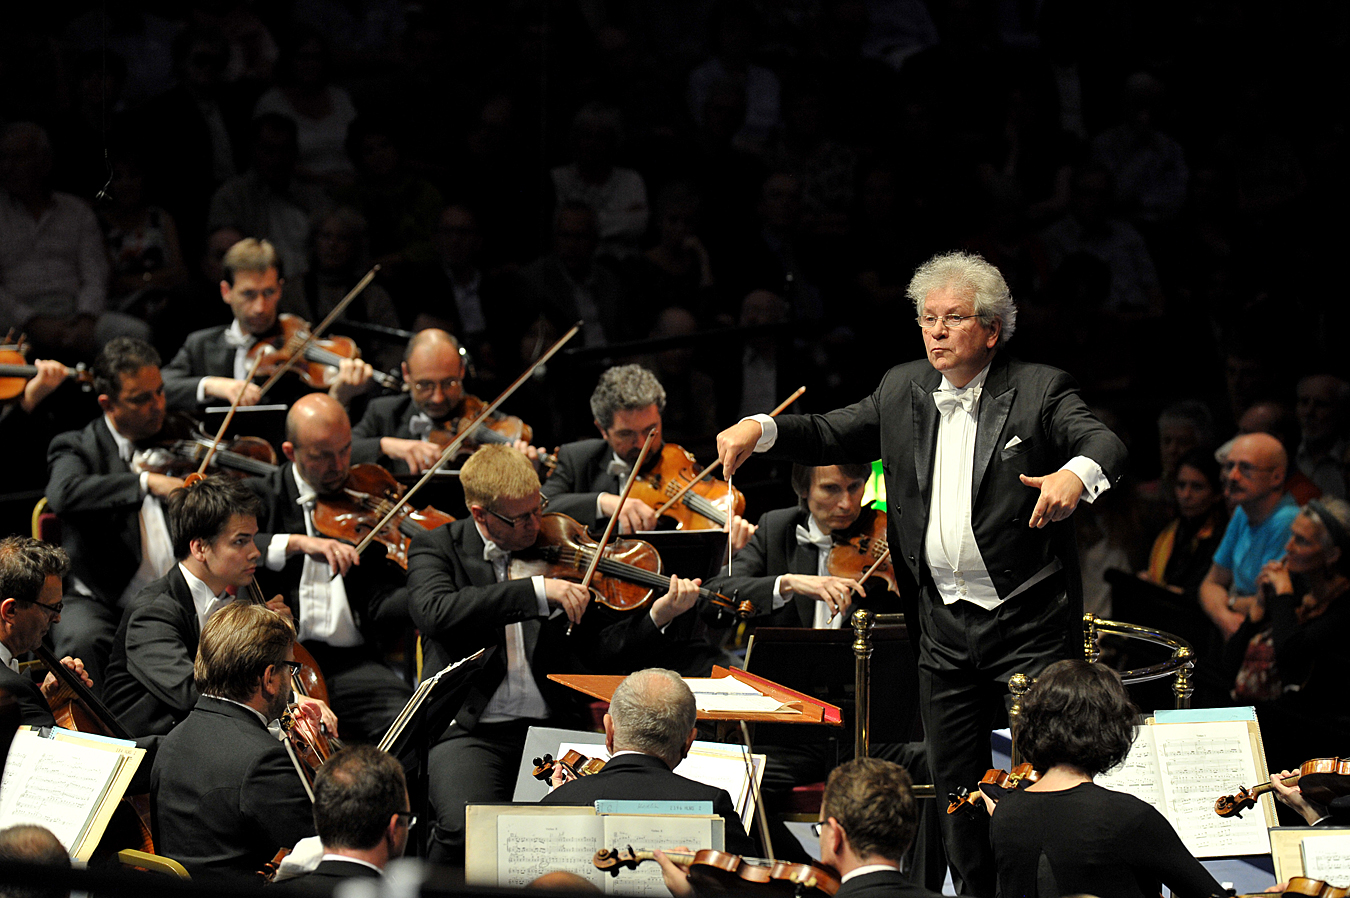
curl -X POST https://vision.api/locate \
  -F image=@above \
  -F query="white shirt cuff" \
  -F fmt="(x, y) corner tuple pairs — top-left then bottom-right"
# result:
(648, 608), (672, 634)
(195, 378), (209, 403)
(532, 576), (549, 616)
(1063, 455), (1110, 503)
(747, 414), (776, 451)
(771, 574), (789, 610)
(266, 534), (290, 570)
(138, 471), (150, 495)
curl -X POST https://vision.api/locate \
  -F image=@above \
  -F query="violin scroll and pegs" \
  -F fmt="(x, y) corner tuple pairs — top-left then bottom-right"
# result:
(531, 754), (557, 782)
(1214, 786), (1256, 819)
(593, 847), (640, 876)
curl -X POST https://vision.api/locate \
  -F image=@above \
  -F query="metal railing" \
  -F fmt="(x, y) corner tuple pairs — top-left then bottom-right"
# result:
(851, 609), (1195, 760)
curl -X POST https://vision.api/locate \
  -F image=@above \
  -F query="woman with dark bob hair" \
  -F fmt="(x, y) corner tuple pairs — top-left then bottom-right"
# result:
(988, 660), (1224, 898)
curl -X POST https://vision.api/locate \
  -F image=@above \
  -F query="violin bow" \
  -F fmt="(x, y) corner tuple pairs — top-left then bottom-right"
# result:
(569, 428), (658, 636)
(739, 720), (774, 862)
(348, 322), (582, 560)
(196, 350), (268, 476)
(653, 385), (806, 518)
(256, 264), (380, 399)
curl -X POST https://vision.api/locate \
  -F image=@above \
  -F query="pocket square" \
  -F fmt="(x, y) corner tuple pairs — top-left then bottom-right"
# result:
(1004, 436), (1023, 451)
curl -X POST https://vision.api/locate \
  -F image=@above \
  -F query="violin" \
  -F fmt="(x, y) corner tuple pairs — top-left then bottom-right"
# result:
(594, 846), (840, 897)
(0, 341), (94, 401)
(509, 513), (753, 620)
(531, 749), (607, 782)
(311, 463), (456, 569)
(947, 763), (1041, 815)
(626, 443), (746, 531)
(827, 507), (898, 596)
(1236, 878), (1350, 898)
(136, 412), (279, 481)
(1215, 757), (1350, 818)
(246, 313), (399, 392)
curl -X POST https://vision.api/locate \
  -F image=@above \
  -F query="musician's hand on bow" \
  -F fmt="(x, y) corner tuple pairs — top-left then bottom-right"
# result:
(545, 578), (591, 626)
(265, 594), (294, 624)
(650, 575), (702, 628)
(288, 534), (360, 576)
(716, 419), (763, 477)
(781, 574), (864, 618)
(20, 359), (68, 413)
(294, 695), (339, 738)
(330, 357), (375, 406)
(600, 494), (658, 534)
(727, 513), (756, 553)
(202, 376), (262, 406)
(146, 472), (188, 499)
(39, 656), (94, 703)
(381, 436), (443, 474)
(1020, 469), (1085, 529)
(654, 849), (695, 898)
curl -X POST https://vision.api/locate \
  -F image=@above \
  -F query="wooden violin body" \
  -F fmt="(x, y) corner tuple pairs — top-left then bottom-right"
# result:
(0, 340), (94, 400)
(947, 763), (1041, 815)
(245, 313), (398, 391)
(136, 413), (279, 480)
(594, 847), (840, 897)
(311, 463), (456, 569)
(626, 443), (745, 531)
(1215, 757), (1350, 819)
(531, 749), (607, 782)
(827, 507), (898, 595)
(1237, 877), (1350, 898)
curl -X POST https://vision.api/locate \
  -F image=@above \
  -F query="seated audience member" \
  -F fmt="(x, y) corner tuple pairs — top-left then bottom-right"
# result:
(1221, 499), (1350, 769)
(1198, 433), (1298, 641)
(541, 668), (754, 856)
(0, 824), (70, 898)
(550, 103), (649, 256)
(45, 337), (183, 689)
(657, 757), (941, 898)
(151, 601), (315, 877)
(406, 446), (703, 862)
(1294, 374), (1349, 500)
(0, 537), (92, 726)
(162, 237), (375, 412)
(517, 203), (630, 349)
(1222, 399), (1321, 505)
(102, 476), (332, 737)
(987, 660), (1223, 898)
(245, 393), (411, 743)
(1132, 400), (1215, 537)
(276, 745), (411, 895)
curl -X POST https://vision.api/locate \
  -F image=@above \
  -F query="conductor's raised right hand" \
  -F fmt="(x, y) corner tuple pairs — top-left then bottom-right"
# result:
(716, 419), (763, 476)
(544, 578), (591, 626)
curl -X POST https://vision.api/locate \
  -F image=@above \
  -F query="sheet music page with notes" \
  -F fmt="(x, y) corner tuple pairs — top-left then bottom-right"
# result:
(497, 814), (607, 890)
(600, 816), (724, 897)
(1301, 834), (1350, 887)
(1096, 720), (1270, 858)
(0, 728), (126, 856)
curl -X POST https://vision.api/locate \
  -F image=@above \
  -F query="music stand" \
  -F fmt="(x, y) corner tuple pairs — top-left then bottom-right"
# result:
(201, 404), (289, 454)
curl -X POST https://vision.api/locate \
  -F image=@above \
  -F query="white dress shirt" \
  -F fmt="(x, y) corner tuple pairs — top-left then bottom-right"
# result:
(177, 563), (236, 632)
(475, 522), (551, 724)
(93, 416), (176, 608)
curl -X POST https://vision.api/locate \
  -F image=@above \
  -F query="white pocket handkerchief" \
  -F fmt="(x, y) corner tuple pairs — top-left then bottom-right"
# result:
(1004, 436), (1023, 451)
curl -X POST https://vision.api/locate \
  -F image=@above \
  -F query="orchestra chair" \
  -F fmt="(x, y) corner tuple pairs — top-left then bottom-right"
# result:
(117, 849), (190, 879)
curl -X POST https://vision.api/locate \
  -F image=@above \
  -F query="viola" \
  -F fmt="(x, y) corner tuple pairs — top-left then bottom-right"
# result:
(136, 412), (279, 481)
(426, 394), (559, 474)
(246, 313), (399, 392)
(626, 443), (746, 531)
(311, 463), (456, 569)
(509, 513), (753, 620)
(827, 507), (898, 596)
(947, 763), (1041, 815)
(1215, 757), (1350, 818)
(0, 341), (94, 401)
(531, 749), (607, 782)
(594, 846), (839, 897)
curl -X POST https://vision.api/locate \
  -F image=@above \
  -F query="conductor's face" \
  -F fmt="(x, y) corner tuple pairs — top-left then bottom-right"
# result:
(920, 286), (1000, 389)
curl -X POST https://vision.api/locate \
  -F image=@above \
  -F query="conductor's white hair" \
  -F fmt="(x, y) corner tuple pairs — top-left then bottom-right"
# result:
(906, 251), (1017, 346)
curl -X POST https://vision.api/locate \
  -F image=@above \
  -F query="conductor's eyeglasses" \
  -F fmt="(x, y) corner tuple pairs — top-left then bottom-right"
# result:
(917, 313), (979, 330)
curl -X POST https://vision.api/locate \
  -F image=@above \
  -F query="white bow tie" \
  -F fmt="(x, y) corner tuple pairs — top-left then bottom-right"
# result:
(607, 457), (631, 478)
(224, 327), (257, 351)
(408, 413), (435, 438)
(482, 540), (510, 564)
(795, 524), (833, 552)
(933, 387), (978, 418)
(296, 485), (318, 507)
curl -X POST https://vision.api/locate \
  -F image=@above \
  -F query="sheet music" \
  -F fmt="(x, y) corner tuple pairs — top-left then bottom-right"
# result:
(1097, 727), (1165, 811)
(601, 816), (723, 897)
(0, 729), (124, 854)
(497, 814), (607, 889)
(1301, 834), (1350, 888)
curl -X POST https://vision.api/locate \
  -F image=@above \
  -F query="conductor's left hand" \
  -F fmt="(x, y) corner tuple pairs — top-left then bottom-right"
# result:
(1020, 469), (1085, 529)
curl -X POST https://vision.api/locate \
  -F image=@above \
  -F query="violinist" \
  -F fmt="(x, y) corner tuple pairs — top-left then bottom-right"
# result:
(541, 669), (755, 856)
(102, 476), (335, 738)
(406, 444), (705, 864)
(352, 328), (536, 475)
(244, 393), (412, 743)
(0, 537), (93, 727)
(150, 601), (316, 879)
(45, 337), (183, 689)
(542, 364), (754, 549)
(161, 237), (377, 412)
(1271, 767), (1350, 826)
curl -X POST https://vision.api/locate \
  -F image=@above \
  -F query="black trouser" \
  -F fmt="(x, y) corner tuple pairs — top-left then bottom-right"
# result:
(916, 573), (1075, 898)
(304, 642), (413, 745)
(51, 593), (122, 697)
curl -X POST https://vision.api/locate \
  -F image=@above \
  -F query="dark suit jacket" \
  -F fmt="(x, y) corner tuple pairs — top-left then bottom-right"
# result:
(162, 325), (234, 411)
(274, 857), (381, 897)
(707, 506), (904, 627)
(0, 663), (56, 727)
(772, 355), (1128, 609)
(150, 696), (315, 877)
(45, 417), (145, 606)
(104, 567), (203, 736)
(540, 438), (618, 524)
(516, 254), (631, 348)
(541, 753), (755, 856)
(835, 868), (944, 898)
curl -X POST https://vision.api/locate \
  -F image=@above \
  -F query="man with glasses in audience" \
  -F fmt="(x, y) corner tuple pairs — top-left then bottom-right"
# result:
(407, 444), (704, 864)
(1199, 431), (1298, 639)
